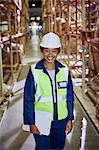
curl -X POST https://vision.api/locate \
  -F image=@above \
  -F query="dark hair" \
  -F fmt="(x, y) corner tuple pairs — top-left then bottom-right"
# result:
(40, 46), (60, 53)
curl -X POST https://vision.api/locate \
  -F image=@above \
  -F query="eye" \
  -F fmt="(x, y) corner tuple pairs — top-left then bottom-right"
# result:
(44, 49), (49, 53)
(52, 49), (57, 53)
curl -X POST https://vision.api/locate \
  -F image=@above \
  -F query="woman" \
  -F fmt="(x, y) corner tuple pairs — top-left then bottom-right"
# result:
(24, 32), (74, 150)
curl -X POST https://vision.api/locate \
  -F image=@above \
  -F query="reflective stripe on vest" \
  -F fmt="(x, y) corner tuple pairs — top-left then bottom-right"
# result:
(31, 64), (41, 102)
(31, 63), (69, 120)
(34, 95), (66, 103)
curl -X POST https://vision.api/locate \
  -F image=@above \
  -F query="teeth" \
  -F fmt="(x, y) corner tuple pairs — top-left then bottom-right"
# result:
(48, 57), (53, 60)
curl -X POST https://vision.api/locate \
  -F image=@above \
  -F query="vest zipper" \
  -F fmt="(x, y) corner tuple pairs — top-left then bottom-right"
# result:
(46, 72), (58, 120)
(54, 74), (58, 120)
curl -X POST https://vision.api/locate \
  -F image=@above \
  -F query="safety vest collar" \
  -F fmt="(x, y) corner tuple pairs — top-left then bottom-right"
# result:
(35, 59), (66, 75)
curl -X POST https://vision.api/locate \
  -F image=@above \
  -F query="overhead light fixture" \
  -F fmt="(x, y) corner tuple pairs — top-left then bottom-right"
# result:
(31, 17), (35, 21)
(36, 16), (41, 21)
(32, 3), (35, 7)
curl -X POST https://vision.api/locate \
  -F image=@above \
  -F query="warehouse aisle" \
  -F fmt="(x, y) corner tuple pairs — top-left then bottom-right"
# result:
(0, 35), (99, 150)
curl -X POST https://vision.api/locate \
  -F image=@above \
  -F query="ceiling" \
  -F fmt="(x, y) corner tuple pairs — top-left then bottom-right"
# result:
(29, 0), (42, 23)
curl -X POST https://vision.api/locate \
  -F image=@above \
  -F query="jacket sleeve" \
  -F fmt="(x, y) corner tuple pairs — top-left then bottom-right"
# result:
(23, 66), (35, 124)
(67, 71), (74, 120)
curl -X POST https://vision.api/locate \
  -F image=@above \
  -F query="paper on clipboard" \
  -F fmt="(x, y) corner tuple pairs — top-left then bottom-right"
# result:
(22, 124), (30, 132)
(22, 110), (52, 135)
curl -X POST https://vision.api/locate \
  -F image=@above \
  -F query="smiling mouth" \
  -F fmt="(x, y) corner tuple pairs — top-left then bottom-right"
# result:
(47, 57), (54, 61)
(48, 57), (53, 59)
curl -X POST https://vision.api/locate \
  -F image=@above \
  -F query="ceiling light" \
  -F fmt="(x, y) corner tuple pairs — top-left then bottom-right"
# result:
(32, 3), (35, 7)
(36, 16), (41, 21)
(31, 17), (35, 21)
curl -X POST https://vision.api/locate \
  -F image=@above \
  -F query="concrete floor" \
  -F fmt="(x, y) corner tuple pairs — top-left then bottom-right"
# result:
(0, 35), (99, 150)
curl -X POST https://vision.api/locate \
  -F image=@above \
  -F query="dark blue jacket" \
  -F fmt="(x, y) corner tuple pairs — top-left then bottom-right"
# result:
(24, 59), (74, 124)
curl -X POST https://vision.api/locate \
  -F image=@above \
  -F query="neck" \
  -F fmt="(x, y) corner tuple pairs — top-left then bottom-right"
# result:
(44, 61), (55, 70)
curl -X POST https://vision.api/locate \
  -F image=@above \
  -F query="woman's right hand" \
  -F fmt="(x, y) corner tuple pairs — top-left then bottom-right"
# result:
(30, 125), (40, 135)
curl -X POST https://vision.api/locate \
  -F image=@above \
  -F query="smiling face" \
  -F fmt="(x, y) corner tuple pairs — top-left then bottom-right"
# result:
(41, 48), (59, 69)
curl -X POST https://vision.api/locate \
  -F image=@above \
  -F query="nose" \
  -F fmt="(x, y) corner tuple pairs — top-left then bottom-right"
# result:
(49, 50), (52, 54)
(48, 50), (53, 55)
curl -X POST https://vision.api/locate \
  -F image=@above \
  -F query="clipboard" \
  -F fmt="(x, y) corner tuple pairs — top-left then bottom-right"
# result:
(22, 110), (52, 135)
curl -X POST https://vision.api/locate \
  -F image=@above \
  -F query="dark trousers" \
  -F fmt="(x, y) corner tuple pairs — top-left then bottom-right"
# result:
(34, 119), (67, 150)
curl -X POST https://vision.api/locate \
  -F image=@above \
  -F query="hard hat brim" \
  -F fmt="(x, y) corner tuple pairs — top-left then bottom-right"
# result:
(40, 43), (61, 48)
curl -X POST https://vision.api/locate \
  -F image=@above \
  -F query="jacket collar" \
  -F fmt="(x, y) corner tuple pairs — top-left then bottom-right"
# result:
(35, 59), (65, 69)
(35, 59), (65, 74)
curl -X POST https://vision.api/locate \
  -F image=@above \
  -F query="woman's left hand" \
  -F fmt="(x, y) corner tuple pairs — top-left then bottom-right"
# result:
(66, 120), (73, 134)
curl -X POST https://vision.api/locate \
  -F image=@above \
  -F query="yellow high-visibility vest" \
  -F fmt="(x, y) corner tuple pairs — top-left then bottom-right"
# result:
(31, 63), (69, 120)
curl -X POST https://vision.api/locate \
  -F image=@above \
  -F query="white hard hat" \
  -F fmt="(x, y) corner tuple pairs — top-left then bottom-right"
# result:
(40, 32), (61, 48)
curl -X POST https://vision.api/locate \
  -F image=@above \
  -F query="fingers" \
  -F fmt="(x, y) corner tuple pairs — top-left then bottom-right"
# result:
(66, 126), (72, 134)
(66, 120), (73, 134)
(32, 129), (40, 134)
(30, 125), (40, 135)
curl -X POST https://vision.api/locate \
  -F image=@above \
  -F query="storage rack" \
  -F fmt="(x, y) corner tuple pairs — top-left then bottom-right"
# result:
(0, 0), (29, 98)
(42, 0), (99, 119)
